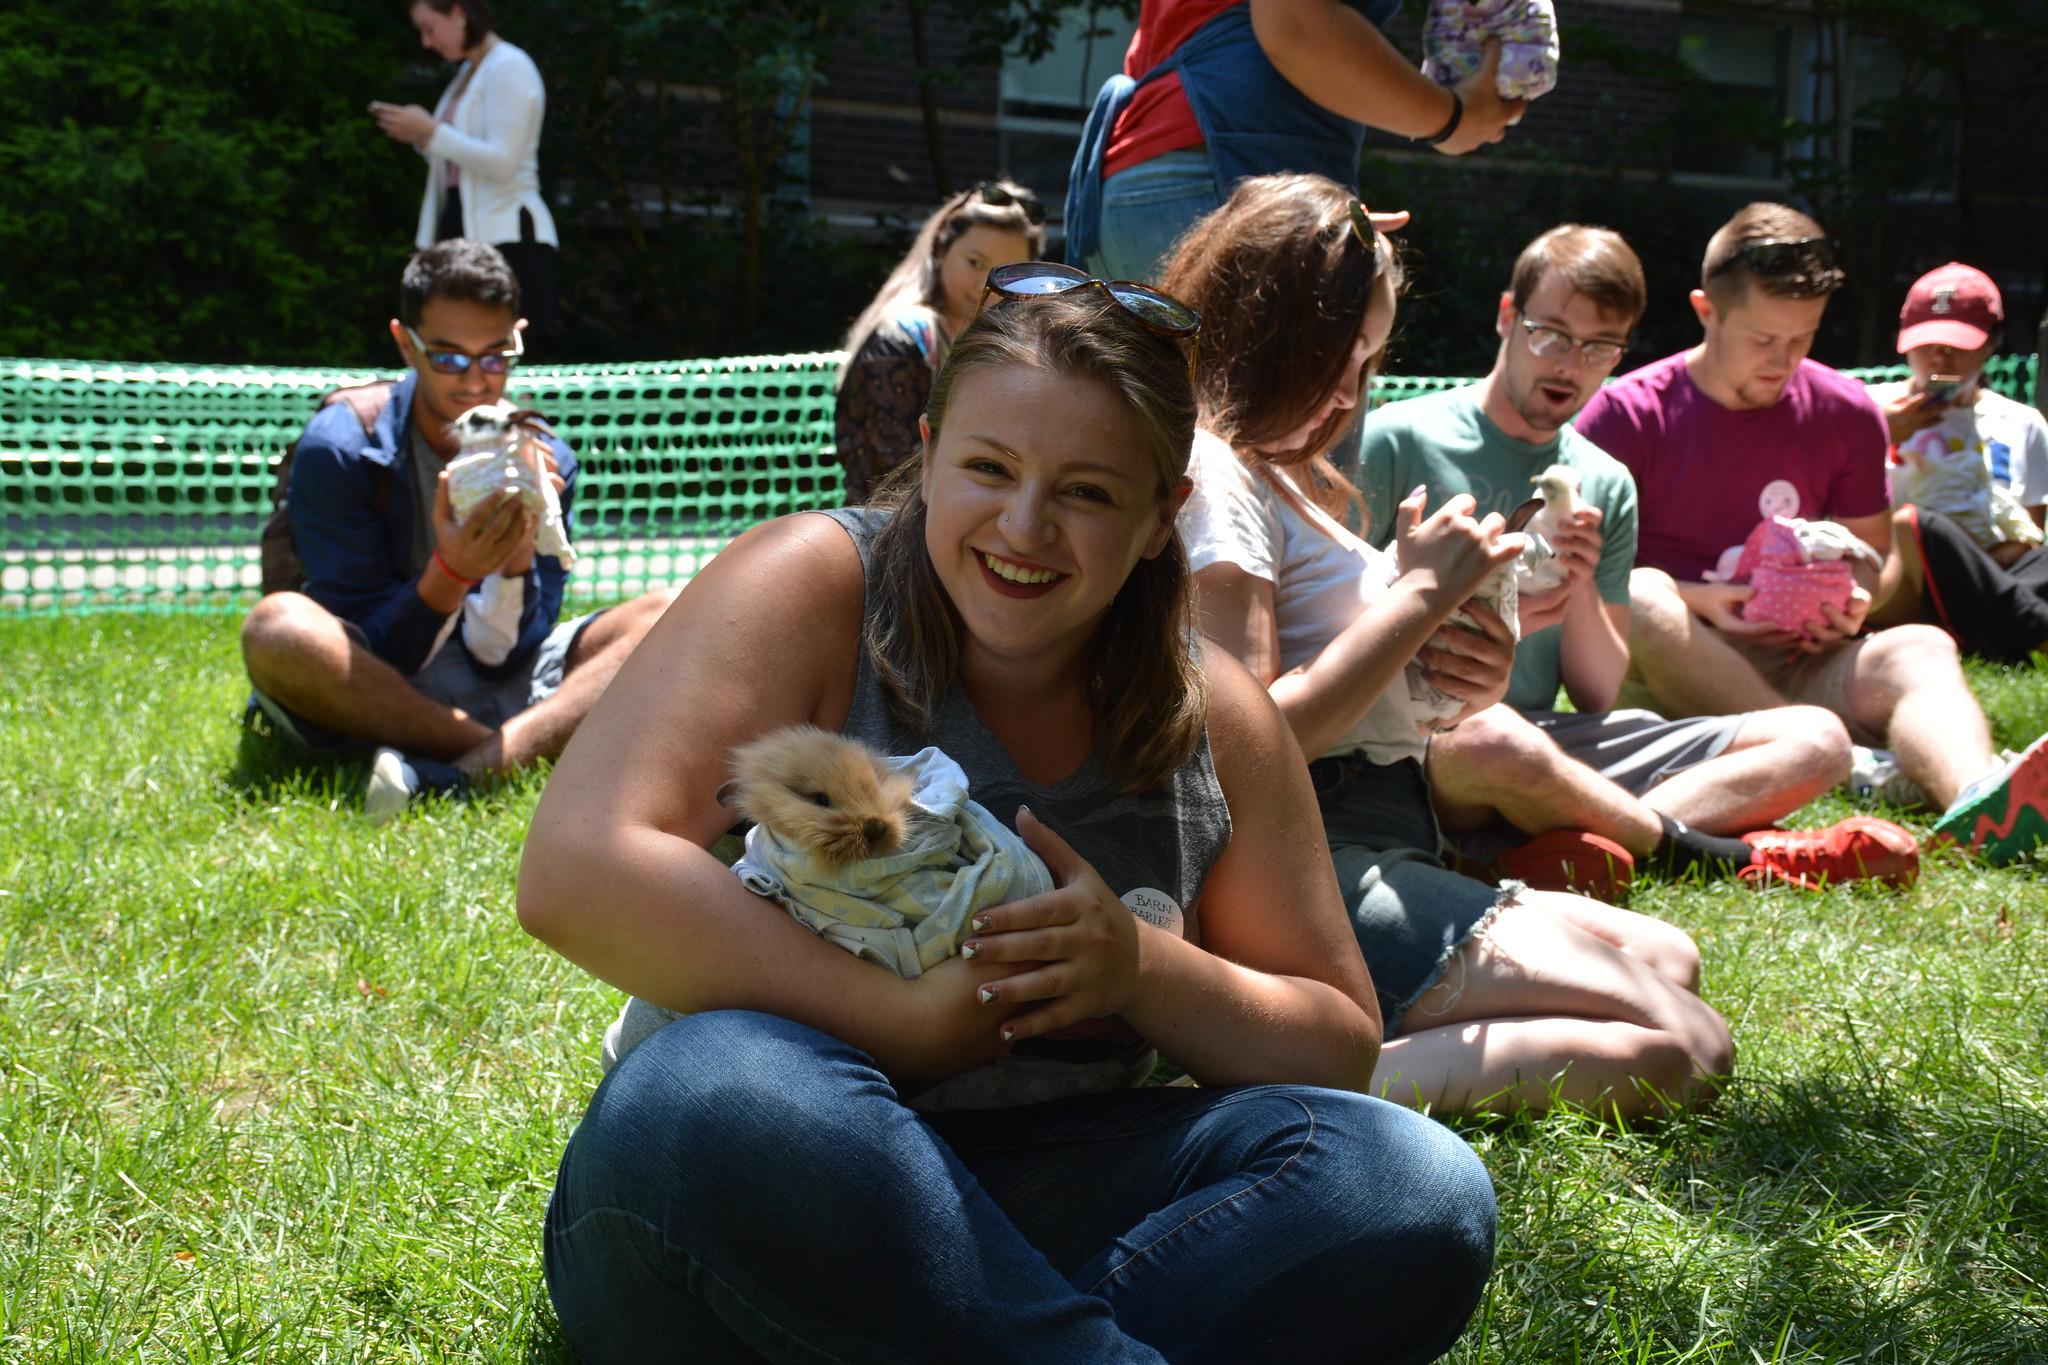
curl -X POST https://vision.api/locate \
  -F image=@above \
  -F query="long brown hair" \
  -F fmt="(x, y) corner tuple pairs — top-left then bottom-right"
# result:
(1159, 173), (1400, 525)
(836, 181), (1047, 387)
(863, 289), (1205, 793)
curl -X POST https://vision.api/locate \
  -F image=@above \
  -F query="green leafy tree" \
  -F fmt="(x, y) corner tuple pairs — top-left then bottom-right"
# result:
(0, 1), (422, 364)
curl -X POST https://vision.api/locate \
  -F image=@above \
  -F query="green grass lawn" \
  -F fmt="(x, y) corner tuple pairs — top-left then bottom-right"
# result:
(3, 613), (2045, 1362)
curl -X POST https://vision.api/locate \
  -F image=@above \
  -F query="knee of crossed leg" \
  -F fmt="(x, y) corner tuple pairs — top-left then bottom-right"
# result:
(1626, 567), (1689, 643)
(1445, 706), (1554, 788)
(1867, 622), (1960, 689)
(239, 592), (337, 687)
(1306, 1093), (1496, 1329)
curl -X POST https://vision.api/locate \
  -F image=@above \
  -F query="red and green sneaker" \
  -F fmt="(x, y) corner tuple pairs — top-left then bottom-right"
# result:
(1931, 734), (2048, 866)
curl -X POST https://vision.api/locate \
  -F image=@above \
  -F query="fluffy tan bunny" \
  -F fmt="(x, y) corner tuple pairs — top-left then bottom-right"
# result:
(725, 724), (917, 867)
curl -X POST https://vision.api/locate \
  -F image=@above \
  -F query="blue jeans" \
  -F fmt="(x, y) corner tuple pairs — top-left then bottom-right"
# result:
(1088, 149), (1223, 284)
(1312, 754), (1508, 1034)
(545, 1011), (1496, 1363)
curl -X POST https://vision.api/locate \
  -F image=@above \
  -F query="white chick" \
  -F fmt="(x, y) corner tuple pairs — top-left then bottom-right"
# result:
(1514, 463), (1585, 594)
(1785, 517), (1883, 569)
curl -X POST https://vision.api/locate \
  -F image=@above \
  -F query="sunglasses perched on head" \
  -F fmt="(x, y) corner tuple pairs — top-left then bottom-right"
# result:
(405, 324), (524, 376)
(1709, 236), (1844, 288)
(972, 180), (1045, 226)
(978, 262), (1202, 375)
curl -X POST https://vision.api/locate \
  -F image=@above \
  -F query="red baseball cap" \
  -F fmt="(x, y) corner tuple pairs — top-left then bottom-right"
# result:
(1897, 262), (2003, 352)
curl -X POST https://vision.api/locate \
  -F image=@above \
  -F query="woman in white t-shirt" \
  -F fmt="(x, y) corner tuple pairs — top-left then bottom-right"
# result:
(1165, 173), (1732, 1118)
(372, 0), (559, 334)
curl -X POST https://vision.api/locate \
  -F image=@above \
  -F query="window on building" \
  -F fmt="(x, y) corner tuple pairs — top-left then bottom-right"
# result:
(998, 6), (1137, 224)
(1676, 15), (1790, 180)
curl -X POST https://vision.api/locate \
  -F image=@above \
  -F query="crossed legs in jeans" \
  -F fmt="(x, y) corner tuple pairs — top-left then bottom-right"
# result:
(544, 1010), (1496, 1363)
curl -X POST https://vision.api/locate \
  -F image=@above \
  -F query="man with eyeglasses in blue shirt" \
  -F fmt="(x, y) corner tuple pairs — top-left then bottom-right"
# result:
(1356, 224), (1916, 896)
(241, 239), (672, 822)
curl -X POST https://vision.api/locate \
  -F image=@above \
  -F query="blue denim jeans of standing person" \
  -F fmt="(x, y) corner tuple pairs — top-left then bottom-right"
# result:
(1087, 148), (1224, 285)
(544, 1010), (1497, 1363)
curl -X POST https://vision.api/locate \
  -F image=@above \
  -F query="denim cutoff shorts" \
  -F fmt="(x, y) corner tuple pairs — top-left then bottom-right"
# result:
(1311, 752), (1516, 1034)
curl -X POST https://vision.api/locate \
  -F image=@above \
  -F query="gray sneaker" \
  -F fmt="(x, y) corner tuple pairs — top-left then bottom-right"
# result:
(1846, 746), (1931, 810)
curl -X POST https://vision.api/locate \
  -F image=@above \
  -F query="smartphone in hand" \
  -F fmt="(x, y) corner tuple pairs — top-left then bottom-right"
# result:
(1920, 373), (1967, 407)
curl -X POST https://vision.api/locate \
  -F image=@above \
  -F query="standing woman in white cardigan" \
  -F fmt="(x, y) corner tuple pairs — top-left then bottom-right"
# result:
(371, 0), (560, 335)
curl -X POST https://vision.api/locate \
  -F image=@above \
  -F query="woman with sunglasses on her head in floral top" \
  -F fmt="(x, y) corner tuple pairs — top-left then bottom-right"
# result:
(1166, 174), (1734, 1120)
(833, 180), (1045, 503)
(523, 265), (1496, 1361)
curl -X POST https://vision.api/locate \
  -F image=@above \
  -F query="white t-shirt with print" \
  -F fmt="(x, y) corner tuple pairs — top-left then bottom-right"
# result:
(1178, 429), (1425, 764)
(1872, 381), (2048, 547)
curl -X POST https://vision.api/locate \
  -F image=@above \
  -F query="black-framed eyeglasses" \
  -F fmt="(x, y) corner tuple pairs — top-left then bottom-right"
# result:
(1708, 235), (1843, 287)
(404, 324), (524, 376)
(979, 262), (1201, 376)
(1516, 313), (1628, 370)
(972, 180), (1045, 226)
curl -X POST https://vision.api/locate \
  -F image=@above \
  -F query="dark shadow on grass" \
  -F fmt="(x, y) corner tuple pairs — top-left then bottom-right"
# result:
(219, 711), (371, 808)
(523, 1276), (578, 1364)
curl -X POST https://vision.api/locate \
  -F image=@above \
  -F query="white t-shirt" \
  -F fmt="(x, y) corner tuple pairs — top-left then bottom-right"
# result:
(1178, 429), (1425, 764)
(1871, 381), (2048, 546)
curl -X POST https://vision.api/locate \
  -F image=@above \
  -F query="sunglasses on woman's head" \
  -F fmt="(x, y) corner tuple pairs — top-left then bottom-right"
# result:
(405, 324), (524, 376)
(978, 262), (1202, 378)
(973, 181), (1045, 226)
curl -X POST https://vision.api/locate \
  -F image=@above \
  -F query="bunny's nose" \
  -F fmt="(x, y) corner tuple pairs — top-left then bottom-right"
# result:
(862, 818), (890, 847)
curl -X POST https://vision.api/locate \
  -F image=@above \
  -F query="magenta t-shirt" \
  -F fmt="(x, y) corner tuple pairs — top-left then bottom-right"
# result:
(1574, 352), (1891, 582)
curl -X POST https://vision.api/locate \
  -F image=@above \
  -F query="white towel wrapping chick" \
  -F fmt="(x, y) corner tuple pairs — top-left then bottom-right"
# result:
(443, 400), (577, 567)
(1399, 556), (1521, 737)
(1514, 464), (1585, 595)
(724, 725), (1055, 979)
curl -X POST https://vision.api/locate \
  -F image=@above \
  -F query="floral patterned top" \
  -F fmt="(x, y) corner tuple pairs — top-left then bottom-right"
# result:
(833, 310), (942, 504)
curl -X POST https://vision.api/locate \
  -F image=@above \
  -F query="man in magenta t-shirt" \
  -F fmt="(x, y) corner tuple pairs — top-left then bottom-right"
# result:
(1576, 201), (2048, 866)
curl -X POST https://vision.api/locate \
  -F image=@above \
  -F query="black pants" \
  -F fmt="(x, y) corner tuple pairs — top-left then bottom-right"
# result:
(437, 189), (560, 336)
(1907, 504), (2048, 663)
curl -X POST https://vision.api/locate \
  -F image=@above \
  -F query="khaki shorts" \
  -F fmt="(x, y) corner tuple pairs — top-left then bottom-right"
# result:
(1616, 630), (1880, 746)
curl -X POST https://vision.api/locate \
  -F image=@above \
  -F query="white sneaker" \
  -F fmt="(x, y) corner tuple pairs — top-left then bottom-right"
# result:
(362, 747), (470, 825)
(364, 747), (418, 825)
(1847, 746), (1931, 810)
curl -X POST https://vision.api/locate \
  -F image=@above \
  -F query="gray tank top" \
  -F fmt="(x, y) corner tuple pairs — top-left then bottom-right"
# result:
(602, 507), (1233, 1110)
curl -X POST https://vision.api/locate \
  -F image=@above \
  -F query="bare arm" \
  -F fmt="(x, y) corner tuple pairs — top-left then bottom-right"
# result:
(516, 514), (1025, 1089)
(1836, 508), (1894, 599)
(1248, 0), (1522, 153)
(1194, 490), (1519, 759)
(1559, 594), (1631, 713)
(1132, 649), (1381, 1087)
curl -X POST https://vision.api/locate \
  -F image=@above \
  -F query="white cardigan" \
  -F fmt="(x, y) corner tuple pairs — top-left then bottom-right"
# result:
(414, 39), (559, 250)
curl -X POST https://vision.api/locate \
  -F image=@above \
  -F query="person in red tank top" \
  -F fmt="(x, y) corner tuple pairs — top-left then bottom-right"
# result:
(1071, 0), (1525, 282)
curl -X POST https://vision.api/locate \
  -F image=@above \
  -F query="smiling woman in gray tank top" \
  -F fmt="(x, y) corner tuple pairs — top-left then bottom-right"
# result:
(519, 280), (1496, 1362)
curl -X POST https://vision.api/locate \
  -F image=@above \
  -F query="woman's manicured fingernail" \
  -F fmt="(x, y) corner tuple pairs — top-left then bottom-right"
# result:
(1000, 1025), (1016, 1042)
(960, 941), (981, 959)
(971, 914), (991, 933)
(978, 986), (1000, 1004)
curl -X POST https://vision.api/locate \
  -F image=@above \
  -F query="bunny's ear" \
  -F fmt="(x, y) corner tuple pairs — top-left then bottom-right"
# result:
(715, 779), (740, 809)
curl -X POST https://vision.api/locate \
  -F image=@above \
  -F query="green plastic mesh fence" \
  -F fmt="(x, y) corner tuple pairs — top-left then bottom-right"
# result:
(2, 351), (2038, 614)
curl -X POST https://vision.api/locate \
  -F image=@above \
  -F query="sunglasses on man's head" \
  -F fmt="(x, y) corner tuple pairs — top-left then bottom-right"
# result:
(405, 324), (523, 375)
(972, 180), (1046, 226)
(1710, 235), (1843, 287)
